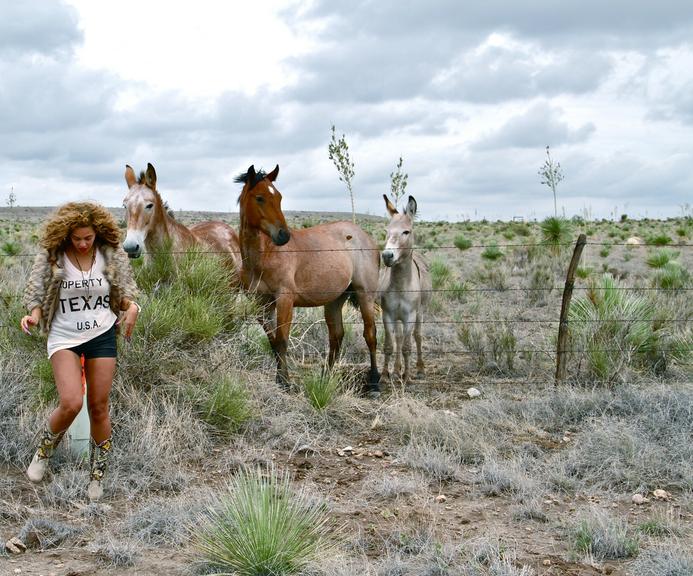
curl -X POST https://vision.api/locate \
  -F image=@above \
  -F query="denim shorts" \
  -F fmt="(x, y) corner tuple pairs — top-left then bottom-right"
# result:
(67, 323), (117, 359)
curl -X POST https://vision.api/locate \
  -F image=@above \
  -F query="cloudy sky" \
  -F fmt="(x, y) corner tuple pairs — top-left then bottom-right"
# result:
(2, 1), (693, 221)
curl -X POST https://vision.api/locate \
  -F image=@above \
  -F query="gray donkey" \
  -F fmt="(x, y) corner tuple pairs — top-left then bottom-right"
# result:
(379, 195), (432, 384)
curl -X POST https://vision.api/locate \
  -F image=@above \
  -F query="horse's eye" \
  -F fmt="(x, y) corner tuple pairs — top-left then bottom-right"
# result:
(145, 203), (154, 211)
(403, 230), (411, 235)
(255, 195), (265, 204)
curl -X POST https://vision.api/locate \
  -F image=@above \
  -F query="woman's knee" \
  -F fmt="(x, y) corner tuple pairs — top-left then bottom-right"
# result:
(59, 396), (84, 418)
(87, 400), (110, 421)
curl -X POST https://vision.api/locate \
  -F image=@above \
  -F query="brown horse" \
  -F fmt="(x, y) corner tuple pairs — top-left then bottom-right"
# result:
(122, 163), (241, 278)
(235, 165), (381, 395)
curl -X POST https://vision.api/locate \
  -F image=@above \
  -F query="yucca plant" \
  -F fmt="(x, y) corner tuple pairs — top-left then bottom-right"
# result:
(646, 249), (679, 269)
(569, 274), (691, 380)
(653, 261), (689, 290)
(193, 467), (333, 575)
(301, 365), (343, 410)
(540, 216), (573, 255)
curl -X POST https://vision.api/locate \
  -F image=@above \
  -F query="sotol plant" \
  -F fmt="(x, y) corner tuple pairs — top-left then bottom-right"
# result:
(538, 145), (564, 217)
(193, 467), (333, 575)
(568, 274), (691, 380)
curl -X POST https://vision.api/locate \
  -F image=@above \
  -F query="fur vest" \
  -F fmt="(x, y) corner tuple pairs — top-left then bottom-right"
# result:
(23, 244), (139, 335)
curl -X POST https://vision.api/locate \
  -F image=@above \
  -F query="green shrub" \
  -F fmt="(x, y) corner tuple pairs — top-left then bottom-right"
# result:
(1, 241), (21, 256)
(453, 235), (472, 251)
(193, 467), (332, 575)
(575, 266), (592, 279)
(647, 234), (672, 246)
(599, 247), (610, 258)
(481, 243), (503, 261)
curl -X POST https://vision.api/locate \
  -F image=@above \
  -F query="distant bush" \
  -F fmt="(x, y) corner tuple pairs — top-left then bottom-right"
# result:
(647, 233), (672, 246)
(453, 235), (472, 251)
(646, 249), (679, 269)
(481, 243), (504, 261)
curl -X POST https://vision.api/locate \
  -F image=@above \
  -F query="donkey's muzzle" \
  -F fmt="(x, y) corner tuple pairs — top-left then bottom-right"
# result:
(381, 250), (395, 267)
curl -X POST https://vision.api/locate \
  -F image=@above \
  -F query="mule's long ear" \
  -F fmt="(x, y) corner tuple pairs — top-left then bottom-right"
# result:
(267, 164), (279, 182)
(145, 163), (157, 190)
(125, 165), (137, 189)
(405, 196), (417, 218)
(383, 194), (398, 216)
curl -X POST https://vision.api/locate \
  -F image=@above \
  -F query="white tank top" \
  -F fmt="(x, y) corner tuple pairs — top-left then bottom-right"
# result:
(47, 247), (118, 358)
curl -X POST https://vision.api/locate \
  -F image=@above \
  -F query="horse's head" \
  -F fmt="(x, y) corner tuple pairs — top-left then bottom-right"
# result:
(382, 195), (417, 267)
(236, 165), (290, 246)
(122, 163), (163, 258)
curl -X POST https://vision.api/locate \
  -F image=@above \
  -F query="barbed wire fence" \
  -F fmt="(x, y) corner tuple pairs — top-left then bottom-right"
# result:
(1, 237), (691, 383)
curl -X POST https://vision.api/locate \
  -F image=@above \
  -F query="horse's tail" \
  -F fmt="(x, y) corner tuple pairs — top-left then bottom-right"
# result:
(345, 283), (360, 310)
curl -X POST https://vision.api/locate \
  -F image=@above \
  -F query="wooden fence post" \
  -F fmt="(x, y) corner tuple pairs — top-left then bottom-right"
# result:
(555, 233), (587, 385)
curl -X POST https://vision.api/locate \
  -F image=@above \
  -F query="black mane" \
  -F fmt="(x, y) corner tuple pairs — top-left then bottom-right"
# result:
(234, 168), (267, 190)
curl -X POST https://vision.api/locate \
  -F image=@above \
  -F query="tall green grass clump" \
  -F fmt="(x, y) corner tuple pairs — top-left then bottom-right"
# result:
(193, 467), (332, 575)
(301, 366), (343, 410)
(540, 216), (573, 255)
(647, 233), (672, 246)
(200, 375), (253, 435)
(569, 274), (691, 380)
(429, 258), (451, 290)
(572, 510), (638, 560)
(134, 247), (242, 344)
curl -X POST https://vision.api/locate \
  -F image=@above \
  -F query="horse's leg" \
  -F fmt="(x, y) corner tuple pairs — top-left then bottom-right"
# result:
(382, 309), (395, 382)
(355, 291), (380, 392)
(274, 296), (294, 389)
(325, 295), (348, 368)
(415, 306), (424, 377)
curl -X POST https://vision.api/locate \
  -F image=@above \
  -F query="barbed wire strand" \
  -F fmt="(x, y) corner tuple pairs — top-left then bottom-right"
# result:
(4, 240), (692, 259)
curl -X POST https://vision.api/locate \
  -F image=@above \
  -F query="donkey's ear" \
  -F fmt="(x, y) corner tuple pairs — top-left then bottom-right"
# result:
(383, 194), (398, 216)
(405, 196), (417, 218)
(125, 165), (137, 189)
(267, 164), (279, 182)
(145, 163), (157, 190)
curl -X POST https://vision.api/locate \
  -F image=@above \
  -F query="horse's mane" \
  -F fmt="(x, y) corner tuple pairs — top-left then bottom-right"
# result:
(137, 171), (175, 218)
(233, 169), (267, 190)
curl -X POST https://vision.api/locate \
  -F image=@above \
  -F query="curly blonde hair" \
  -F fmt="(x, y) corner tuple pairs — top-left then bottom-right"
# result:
(40, 202), (121, 253)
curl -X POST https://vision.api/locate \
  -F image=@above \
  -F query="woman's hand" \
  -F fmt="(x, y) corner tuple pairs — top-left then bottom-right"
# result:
(20, 309), (41, 335)
(119, 302), (140, 340)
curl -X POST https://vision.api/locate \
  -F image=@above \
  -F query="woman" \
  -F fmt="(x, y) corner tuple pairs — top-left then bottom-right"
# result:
(20, 202), (140, 501)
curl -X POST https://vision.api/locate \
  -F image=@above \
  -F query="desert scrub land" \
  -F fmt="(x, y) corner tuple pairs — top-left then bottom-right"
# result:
(0, 207), (691, 576)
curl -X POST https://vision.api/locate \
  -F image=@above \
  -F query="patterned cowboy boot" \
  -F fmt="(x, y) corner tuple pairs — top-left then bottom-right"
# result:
(27, 425), (66, 483)
(87, 437), (112, 502)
